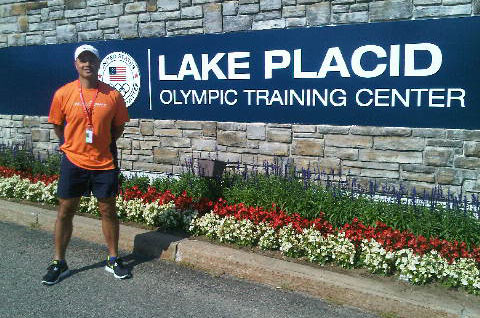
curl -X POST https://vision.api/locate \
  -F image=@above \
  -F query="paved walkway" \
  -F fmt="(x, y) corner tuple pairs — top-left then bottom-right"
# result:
(1, 199), (479, 318)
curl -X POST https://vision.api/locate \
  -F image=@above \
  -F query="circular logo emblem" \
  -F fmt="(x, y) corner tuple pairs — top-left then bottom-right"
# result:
(99, 52), (140, 107)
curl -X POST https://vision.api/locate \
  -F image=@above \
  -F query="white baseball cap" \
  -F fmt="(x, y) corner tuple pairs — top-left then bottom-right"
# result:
(74, 44), (99, 60)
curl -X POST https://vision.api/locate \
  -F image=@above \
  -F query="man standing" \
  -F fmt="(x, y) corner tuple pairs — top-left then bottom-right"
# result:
(42, 44), (130, 285)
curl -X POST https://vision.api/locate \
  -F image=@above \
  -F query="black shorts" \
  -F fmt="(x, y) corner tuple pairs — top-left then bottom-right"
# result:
(57, 155), (119, 199)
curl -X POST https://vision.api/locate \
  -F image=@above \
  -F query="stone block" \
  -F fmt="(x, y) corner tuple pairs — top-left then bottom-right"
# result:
(306, 2), (330, 26)
(18, 16), (28, 32)
(258, 142), (289, 156)
(436, 168), (462, 185)
(116, 138), (131, 150)
(98, 17), (118, 29)
(153, 148), (178, 164)
(463, 179), (480, 192)
(167, 27), (203, 36)
(246, 123), (266, 140)
(119, 15), (138, 38)
(316, 125), (350, 135)
(49, 10), (64, 20)
(132, 161), (162, 172)
(202, 122), (217, 137)
(31, 129), (50, 142)
(223, 1), (239, 15)
(343, 160), (399, 171)
(154, 128), (182, 137)
(158, 0), (180, 11)
(144, 0), (156, 12)
(424, 147), (454, 166)
(286, 17), (306, 27)
(217, 122), (246, 131)
(140, 121), (154, 136)
(414, 0), (441, 4)
(192, 139), (217, 151)
(181, 5), (203, 18)
(325, 134), (372, 148)
(374, 137), (425, 151)
(0, 22), (19, 34)
(446, 129), (480, 141)
(151, 11), (181, 21)
(474, 0), (480, 14)
(401, 164), (436, 174)
(401, 171), (435, 183)
(204, 3), (222, 33)
(176, 120), (203, 130)
(29, 21), (56, 31)
(56, 24), (77, 43)
(238, 3), (259, 14)
(412, 128), (446, 138)
(350, 3), (369, 11)
(140, 141), (159, 150)
(359, 149), (422, 164)
(295, 157), (341, 171)
(223, 15), (252, 32)
(166, 19), (203, 30)
(325, 147), (358, 160)
(87, 0), (109, 6)
(292, 139), (324, 156)
(253, 18), (285, 30)
(161, 137), (191, 148)
(426, 139), (463, 148)
(217, 152), (241, 163)
(292, 125), (316, 133)
(23, 117), (39, 128)
(361, 169), (399, 179)
(332, 11), (368, 24)
(464, 142), (480, 158)
(267, 128), (291, 143)
(65, 0), (86, 9)
(283, 5), (305, 17)
(260, 0), (282, 11)
(26, 34), (44, 45)
(414, 4), (471, 18)
(76, 21), (97, 31)
(153, 120), (174, 129)
(370, 0), (413, 21)
(104, 4), (124, 17)
(78, 30), (102, 41)
(7, 34), (25, 46)
(454, 157), (480, 170)
(218, 131), (247, 147)
(125, 2), (147, 13)
(139, 22), (166, 37)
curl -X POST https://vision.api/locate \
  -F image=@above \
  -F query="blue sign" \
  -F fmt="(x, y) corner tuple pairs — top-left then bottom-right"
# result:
(0, 17), (479, 129)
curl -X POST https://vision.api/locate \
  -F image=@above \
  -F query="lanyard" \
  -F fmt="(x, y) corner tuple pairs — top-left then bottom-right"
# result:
(78, 81), (99, 128)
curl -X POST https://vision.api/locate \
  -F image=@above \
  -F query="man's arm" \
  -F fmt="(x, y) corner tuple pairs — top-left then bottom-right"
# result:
(52, 124), (64, 141)
(111, 124), (125, 141)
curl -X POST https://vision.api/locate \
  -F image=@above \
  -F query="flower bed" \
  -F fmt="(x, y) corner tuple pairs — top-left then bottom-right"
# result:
(0, 168), (479, 295)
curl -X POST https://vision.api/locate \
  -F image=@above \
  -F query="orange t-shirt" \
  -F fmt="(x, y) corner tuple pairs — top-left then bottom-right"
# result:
(48, 80), (129, 170)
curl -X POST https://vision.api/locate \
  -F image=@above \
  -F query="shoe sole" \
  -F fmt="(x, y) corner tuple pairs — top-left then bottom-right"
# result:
(41, 269), (71, 286)
(104, 265), (130, 279)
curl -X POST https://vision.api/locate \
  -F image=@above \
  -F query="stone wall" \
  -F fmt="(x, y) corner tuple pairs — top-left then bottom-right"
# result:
(1, 114), (479, 196)
(0, 0), (479, 195)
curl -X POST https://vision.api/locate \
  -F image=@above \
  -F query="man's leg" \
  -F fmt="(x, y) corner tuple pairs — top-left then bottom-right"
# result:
(54, 197), (81, 260)
(98, 196), (119, 257)
(99, 196), (130, 279)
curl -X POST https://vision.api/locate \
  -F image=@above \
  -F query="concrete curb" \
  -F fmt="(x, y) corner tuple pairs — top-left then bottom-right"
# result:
(1, 199), (479, 318)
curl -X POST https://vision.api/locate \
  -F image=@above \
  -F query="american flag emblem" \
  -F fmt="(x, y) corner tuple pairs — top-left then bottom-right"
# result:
(109, 66), (126, 82)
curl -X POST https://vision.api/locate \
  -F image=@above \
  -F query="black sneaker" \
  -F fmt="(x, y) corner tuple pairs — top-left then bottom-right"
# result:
(42, 260), (70, 285)
(105, 257), (131, 279)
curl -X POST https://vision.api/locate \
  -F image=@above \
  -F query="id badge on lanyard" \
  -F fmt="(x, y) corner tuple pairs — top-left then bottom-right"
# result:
(86, 126), (93, 144)
(79, 81), (99, 145)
